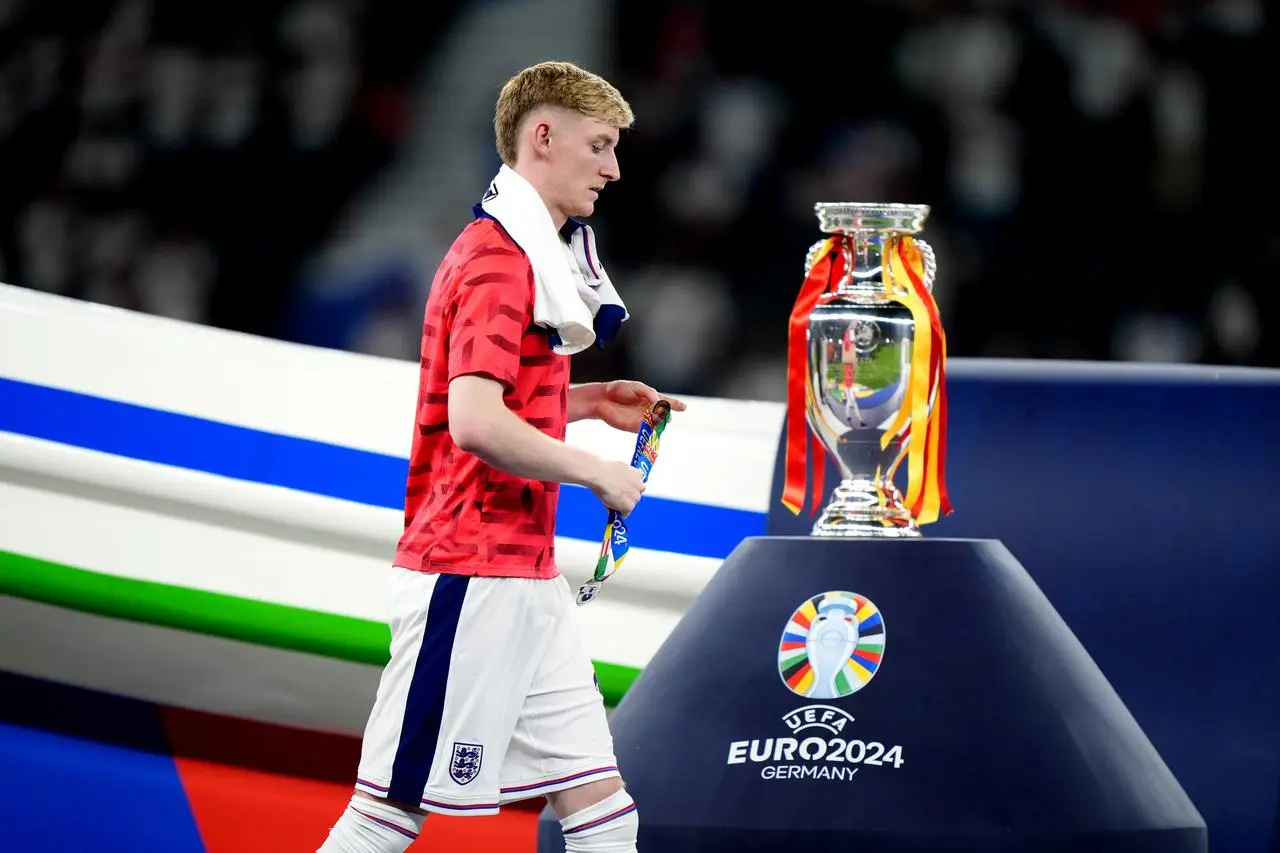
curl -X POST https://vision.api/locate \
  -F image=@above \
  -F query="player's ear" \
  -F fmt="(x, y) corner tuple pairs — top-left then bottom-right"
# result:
(531, 119), (552, 156)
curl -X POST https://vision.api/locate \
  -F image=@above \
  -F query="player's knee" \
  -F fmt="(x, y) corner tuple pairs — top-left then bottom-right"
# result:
(558, 786), (638, 852)
(317, 792), (426, 853)
(548, 775), (624, 818)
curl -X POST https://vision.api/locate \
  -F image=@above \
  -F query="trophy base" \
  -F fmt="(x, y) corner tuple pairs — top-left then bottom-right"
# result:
(811, 478), (920, 538)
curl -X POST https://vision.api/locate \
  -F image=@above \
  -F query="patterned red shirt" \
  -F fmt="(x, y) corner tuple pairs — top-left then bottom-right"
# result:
(393, 218), (570, 579)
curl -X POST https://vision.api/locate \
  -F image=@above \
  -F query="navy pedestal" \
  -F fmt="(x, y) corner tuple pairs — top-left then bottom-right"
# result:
(537, 537), (1206, 852)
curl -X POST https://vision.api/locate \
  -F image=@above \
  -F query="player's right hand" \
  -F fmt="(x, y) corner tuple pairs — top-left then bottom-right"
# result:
(590, 460), (646, 515)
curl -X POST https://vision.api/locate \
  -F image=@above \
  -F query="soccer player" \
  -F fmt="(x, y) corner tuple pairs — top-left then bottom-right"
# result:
(316, 61), (684, 853)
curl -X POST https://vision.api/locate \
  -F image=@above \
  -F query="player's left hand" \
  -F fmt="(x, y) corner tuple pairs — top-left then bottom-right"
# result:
(595, 380), (687, 432)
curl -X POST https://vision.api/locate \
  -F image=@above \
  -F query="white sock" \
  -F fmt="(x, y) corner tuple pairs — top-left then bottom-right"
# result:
(559, 788), (639, 852)
(316, 793), (425, 853)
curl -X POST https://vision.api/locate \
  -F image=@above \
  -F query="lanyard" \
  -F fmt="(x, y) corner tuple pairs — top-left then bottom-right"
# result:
(576, 399), (673, 606)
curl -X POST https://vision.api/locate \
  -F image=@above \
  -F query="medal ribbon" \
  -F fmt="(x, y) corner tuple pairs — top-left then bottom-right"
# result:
(581, 400), (673, 599)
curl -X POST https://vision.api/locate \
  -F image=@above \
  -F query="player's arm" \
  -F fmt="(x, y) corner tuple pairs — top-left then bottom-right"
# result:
(568, 381), (688, 430)
(567, 382), (606, 422)
(444, 254), (645, 512)
(450, 376), (644, 512)
(450, 376), (598, 486)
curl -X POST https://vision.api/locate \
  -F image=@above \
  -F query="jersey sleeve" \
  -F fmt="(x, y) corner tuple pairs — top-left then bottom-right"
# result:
(446, 245), (532, 394)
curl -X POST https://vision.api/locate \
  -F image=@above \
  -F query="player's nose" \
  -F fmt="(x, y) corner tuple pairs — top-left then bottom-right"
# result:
(601, 150), (620, 182)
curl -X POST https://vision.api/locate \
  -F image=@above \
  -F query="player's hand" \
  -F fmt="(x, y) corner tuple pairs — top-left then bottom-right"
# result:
(594, 380), (687, 433)
(589, 460), (646, 515)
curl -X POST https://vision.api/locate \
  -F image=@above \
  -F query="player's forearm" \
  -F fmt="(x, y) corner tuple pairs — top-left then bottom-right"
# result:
(567, 383), (604, 422)
(455, 403), (601, 487)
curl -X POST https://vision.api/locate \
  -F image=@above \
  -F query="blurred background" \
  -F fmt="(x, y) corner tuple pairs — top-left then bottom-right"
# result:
(0, 0), (1275, 402)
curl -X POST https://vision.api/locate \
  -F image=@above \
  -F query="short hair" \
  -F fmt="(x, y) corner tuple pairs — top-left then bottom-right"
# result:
(494, 60), (634, 165)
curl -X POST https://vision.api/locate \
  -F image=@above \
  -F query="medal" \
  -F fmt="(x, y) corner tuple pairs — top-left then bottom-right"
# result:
(576, 399), (673, 606)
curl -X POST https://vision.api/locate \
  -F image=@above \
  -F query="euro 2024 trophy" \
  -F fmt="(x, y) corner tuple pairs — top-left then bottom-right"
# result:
(781, 202), (952, 536)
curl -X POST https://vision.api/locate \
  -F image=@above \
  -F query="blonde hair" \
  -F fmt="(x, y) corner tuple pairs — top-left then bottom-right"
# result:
(494, 60), (634, 165)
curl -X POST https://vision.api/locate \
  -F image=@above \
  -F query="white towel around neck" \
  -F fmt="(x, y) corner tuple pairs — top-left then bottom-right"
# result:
(476, 164), (627, 355)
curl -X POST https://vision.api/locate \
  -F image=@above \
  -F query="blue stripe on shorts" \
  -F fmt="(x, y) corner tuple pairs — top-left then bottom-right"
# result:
(387, 574), (470, 804)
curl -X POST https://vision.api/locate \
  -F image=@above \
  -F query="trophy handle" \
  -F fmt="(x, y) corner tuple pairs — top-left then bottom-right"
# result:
(916, 238), (937, 293)
(803, 239), (827, 276)
(808, 236), (936, 293)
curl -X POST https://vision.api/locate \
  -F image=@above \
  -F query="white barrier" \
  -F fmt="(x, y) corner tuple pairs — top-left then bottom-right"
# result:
(0, 283), (784, 732)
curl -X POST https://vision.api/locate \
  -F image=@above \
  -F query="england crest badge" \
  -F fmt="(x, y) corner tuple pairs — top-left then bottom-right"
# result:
(449, 742), (483, 786)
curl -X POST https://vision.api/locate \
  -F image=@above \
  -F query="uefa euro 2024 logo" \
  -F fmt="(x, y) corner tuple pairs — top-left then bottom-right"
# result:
(726, 591), (902, 781)
(778, 591), (885, 699)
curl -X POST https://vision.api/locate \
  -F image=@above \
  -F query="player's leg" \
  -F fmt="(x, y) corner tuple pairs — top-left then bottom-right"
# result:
(319, 570), (548, 851)
(316, 792), (424, 853)
(317, 567), (446, 851)
(499, 576), (639, 852)
(549, 778), (638, 853)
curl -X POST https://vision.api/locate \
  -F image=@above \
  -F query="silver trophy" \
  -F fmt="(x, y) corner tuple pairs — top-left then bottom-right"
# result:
(804, 202), (938, 537)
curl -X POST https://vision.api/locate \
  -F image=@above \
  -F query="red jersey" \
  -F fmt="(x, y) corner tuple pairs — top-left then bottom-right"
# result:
(393, 218), (570, 579)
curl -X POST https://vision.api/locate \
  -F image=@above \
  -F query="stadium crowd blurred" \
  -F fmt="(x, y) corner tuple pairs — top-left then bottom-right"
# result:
(0, 0), (1274, 401)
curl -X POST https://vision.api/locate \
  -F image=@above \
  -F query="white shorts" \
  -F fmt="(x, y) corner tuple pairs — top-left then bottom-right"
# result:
(354, 568), (619, 816)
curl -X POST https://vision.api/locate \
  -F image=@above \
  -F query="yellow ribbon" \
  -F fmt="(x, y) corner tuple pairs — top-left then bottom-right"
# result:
(879, 235), (951, 525)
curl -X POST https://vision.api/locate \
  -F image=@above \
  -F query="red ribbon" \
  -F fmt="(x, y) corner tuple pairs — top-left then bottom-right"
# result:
(782, 238), (845, 516)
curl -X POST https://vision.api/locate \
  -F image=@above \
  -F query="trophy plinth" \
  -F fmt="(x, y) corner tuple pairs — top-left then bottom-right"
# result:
(537, 538), (1208, 853)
